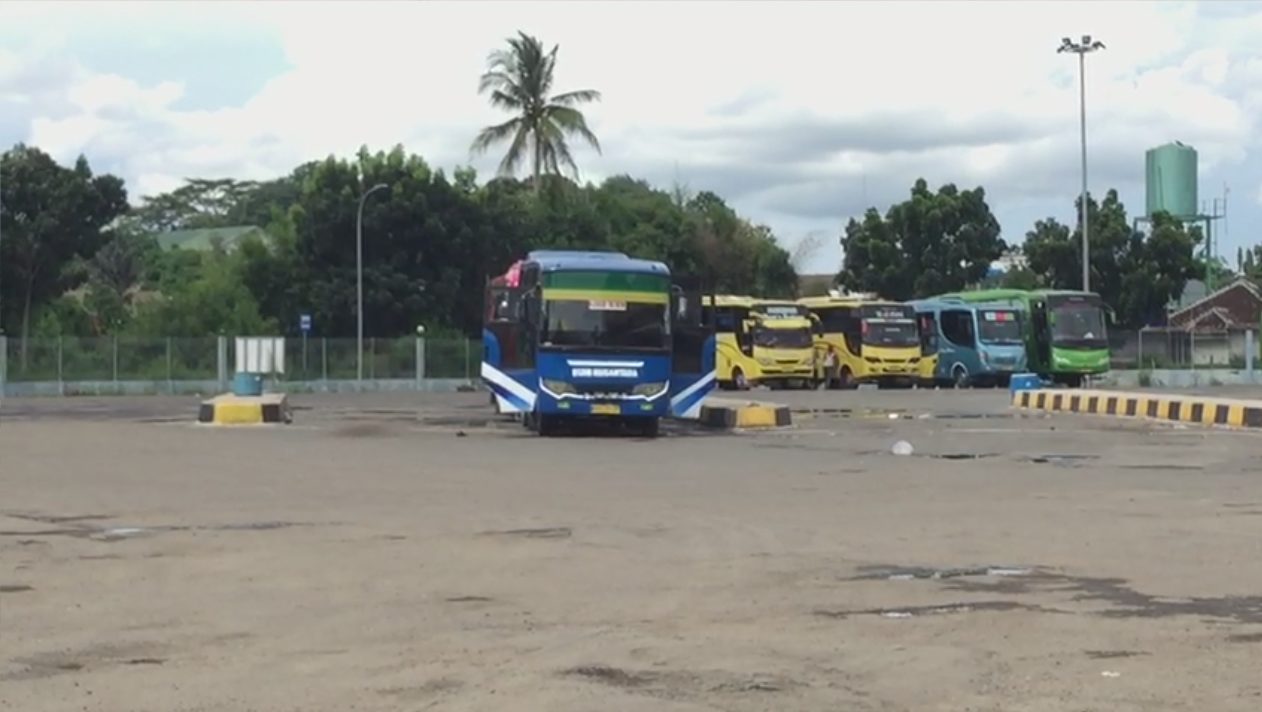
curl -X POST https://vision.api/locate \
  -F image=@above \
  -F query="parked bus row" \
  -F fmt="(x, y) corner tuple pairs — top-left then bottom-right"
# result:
(479, 249), (1113, 436)
(708, 291), (1110, 390)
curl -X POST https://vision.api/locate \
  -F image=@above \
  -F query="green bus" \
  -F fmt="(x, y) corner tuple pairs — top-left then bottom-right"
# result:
(933, 289), (1109, 386)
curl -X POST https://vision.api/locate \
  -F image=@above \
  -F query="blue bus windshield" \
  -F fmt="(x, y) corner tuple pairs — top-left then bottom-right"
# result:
(978, 311), (1022, 345)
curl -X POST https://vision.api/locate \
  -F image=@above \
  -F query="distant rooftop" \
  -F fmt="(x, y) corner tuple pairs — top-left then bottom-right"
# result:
(155, 225), (267, 252)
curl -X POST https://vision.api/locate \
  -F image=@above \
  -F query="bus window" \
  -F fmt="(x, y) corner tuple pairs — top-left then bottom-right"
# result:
(978, 310), (1023, 345)
(941, 309), (976, 348)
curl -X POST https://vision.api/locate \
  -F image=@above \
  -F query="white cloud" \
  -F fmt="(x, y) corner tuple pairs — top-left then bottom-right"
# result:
(3, 0), (1262, 272)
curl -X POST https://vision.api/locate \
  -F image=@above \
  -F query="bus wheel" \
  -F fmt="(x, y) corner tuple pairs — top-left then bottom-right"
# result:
(1064, 374), (1083, 388)
(733, 368), (749, 390)
(953, 366), (970, 389)
(536, 414), (559, 436)
(632, 418), (660, 438)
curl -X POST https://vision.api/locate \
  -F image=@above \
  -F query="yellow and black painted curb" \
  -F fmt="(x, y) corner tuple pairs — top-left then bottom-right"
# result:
(1012, 388), (1262, 429)
(699, 399), (792, 429)
(197, 394), (291, 426)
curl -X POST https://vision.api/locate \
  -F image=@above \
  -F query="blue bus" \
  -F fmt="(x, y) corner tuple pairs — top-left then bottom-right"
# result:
(911, 299), (1028, 387)
(481, 250), (717, 437)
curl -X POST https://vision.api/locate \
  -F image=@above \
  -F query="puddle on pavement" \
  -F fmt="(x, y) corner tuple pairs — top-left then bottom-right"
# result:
(859, 563), (1262, 626)
(0, 585), (34, 594)
(445, 595), (494, 603)
(848, 565), (1033, 581)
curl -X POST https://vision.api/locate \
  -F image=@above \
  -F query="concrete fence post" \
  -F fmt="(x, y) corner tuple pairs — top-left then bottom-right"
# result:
(1247, 329), (1255, 376)
(166, 337), (173, 394)
(1137, 330), (1144, 370)
(57, 336), (64, 396)
(217, 336), (228, 391)
(415, 336), (425, 389)
(321, 338), (328, 385)
(0, 335), (7, 398)
(112, 335), (120, 385)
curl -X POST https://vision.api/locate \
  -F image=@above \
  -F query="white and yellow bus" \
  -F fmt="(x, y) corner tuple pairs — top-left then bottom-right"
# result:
(702, 295), (816, 390)
(798, 296), (922, 388)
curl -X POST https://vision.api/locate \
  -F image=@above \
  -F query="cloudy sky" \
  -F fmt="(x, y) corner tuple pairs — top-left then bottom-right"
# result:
(3, 1), (1260, 274)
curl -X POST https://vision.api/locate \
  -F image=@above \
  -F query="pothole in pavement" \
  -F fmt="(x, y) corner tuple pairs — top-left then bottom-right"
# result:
(0, 519), (335, 541)
(1085, 650), (1149, 659)
(816, 600), (1059, 619)
(1023, 454), (1101, 466)
(562, 664), (803, 696)
(480, 527), (572, 539)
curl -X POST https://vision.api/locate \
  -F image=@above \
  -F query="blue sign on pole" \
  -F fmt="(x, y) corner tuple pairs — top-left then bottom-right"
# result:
(299, 314), (312, 333)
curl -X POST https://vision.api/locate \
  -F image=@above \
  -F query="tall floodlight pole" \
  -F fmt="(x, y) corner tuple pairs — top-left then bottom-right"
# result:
(1058, 35), (1105, 293)
(357, 182), (388, 382)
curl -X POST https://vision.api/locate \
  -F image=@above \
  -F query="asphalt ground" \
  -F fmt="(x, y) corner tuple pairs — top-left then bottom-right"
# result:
(3, 388), (1262, 711)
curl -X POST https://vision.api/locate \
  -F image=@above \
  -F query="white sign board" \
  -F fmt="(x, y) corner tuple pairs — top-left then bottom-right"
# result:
(235, 337), (286, 375)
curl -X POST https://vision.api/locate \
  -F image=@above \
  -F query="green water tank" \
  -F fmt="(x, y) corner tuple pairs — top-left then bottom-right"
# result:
(1145, 142), (1198, 218)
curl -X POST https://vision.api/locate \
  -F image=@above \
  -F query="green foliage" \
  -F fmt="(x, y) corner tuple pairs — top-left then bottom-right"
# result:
(130, 252), (274, 337)
(1023, 191), (1203, 327)
(6, 143), (796, 339)
(1241, 246), (1262, 282)
(1000, 266), (1041, 290)
(471, 32), (602, 189)
(837, 179), (1004, 300)
(1, 144), (128, 339)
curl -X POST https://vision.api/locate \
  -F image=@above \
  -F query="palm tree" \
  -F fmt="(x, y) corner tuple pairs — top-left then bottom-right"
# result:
(471, 32), (602, 192)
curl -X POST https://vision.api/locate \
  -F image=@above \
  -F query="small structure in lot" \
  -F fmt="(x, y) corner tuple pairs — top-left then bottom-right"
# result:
(197, 337), (291, 425)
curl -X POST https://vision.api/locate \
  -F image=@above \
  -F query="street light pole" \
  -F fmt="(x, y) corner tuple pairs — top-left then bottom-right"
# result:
(1058, 35), (1105, 294)
(356, 182), (388, 382)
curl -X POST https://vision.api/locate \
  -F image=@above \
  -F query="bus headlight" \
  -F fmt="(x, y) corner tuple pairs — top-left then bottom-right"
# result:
(631, 381), (667, 397)
(542, 379), (577, 395)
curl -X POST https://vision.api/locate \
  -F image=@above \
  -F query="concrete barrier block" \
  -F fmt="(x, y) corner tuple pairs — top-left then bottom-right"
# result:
(699, 398), (792, 430)
(197, 393), (291, 426)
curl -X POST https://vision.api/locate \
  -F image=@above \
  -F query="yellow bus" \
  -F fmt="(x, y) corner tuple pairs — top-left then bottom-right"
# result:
(798, 296), (922, 388)
(702, 295), (816, 390)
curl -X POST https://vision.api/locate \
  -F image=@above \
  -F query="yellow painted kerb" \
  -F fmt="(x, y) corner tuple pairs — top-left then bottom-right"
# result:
(213, 399), (265, 425)
(734, 406), (779, 428)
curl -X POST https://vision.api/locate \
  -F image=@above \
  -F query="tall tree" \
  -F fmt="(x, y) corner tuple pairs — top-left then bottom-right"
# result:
(471, 31), (602, 192)
(0, 144), (127, 346)
(837, 178), (1004, 300)
(1023, 190), (1203, 327)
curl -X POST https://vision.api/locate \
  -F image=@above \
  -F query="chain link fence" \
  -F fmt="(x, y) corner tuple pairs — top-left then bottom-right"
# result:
(0, 336), (482, 395)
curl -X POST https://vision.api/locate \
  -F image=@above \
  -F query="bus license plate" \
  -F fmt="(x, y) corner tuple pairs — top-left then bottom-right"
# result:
(591, 403), (620, 415)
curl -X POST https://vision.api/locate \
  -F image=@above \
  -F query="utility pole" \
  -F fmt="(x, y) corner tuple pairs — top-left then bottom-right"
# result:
(1058, 34), (1106, 293)
(356, 182), (388, 381)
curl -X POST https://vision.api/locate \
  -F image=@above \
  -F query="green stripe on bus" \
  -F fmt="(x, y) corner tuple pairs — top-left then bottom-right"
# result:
(543, 271), (668, 292)
(543, 288), (669, 304)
